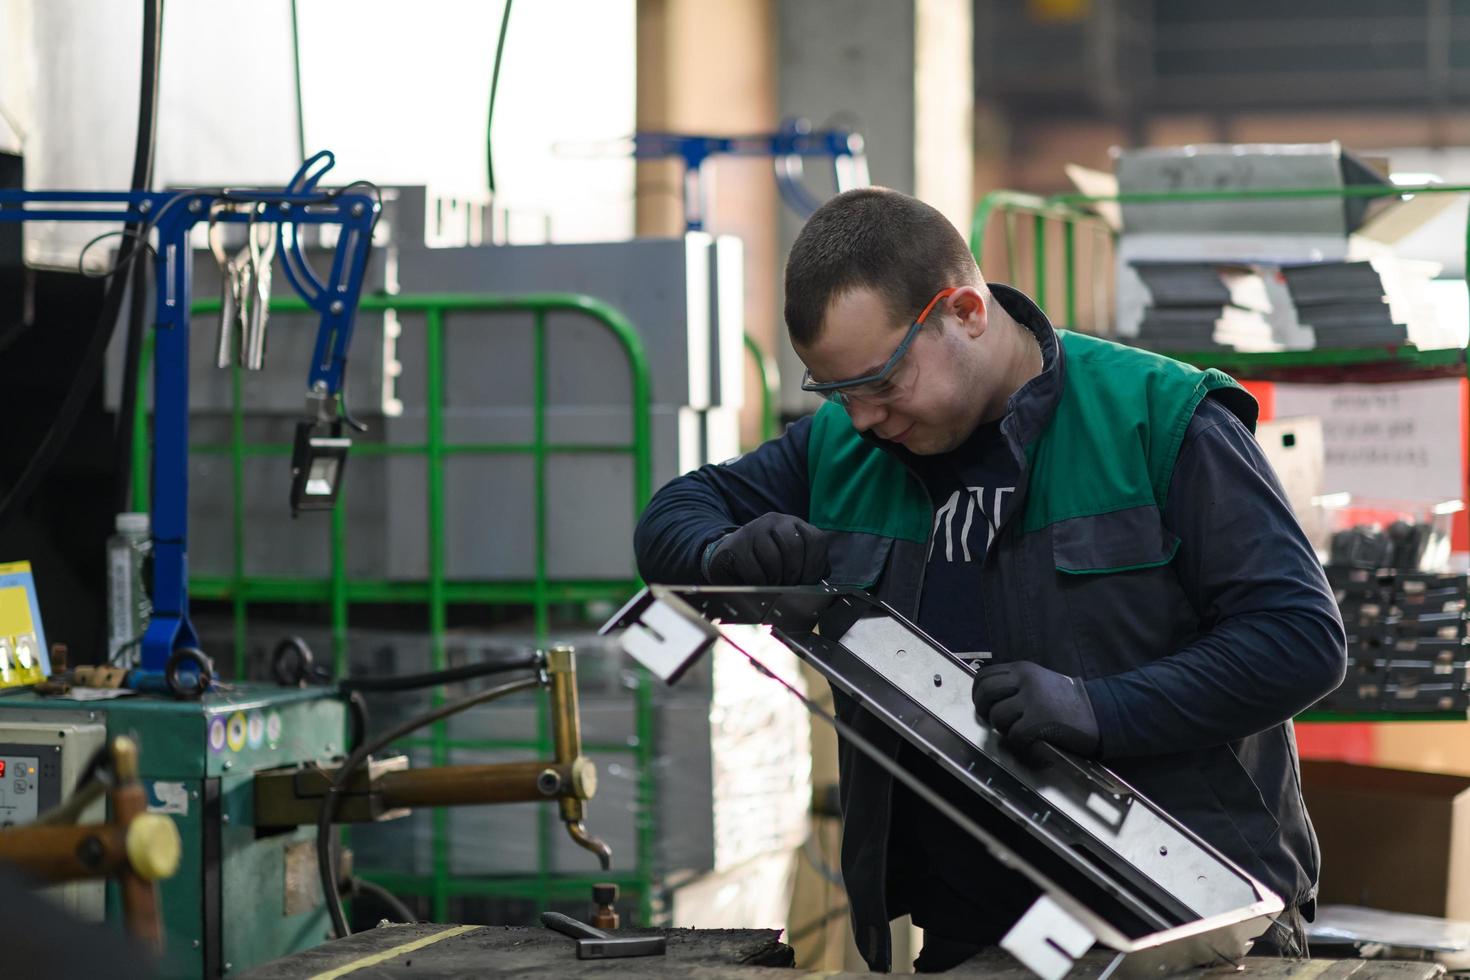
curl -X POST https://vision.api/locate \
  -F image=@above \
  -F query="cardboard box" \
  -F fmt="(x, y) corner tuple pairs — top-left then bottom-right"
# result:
(1300, 760), (1470, 919)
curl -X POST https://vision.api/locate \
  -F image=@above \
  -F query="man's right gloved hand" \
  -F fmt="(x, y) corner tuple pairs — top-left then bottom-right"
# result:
(704, 513), (830, 586)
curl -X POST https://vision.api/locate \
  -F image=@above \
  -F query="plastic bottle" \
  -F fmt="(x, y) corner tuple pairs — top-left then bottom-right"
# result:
(106, 512), (152, 662)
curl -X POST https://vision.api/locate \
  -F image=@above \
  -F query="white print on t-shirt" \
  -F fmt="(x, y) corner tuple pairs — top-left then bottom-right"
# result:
(928, 486), (1014, 562)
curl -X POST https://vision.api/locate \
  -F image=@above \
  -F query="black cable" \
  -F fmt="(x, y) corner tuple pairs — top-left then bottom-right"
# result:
(127, 1), (163, 194)
(112, 236), (151, 513)
(337, 654), (540, 693)
(486, 0), (513, 195)
(75, 229), (159, 281)
(0, 0), (162, 533)
(317, 672), (543, 938)
(346, 691), (369, 753)
(113, 0), (165, 516)
(350, 877), (417, 925)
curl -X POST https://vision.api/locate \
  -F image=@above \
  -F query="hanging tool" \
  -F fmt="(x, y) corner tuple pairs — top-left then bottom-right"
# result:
(209, 204), (280, 372)
(244, 206), (277, 370)
(208, 203), (250, 369)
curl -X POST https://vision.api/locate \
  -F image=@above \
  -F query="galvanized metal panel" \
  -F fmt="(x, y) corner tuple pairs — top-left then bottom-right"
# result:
(393, 236), (719, 409)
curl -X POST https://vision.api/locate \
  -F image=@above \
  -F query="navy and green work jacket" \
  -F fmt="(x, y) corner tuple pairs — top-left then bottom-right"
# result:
(634, 284), (1347, 972)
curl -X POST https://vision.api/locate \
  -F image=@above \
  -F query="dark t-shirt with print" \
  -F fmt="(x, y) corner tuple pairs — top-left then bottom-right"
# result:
(912, 417), (1018, 662)
(890, 417), (1036, 941)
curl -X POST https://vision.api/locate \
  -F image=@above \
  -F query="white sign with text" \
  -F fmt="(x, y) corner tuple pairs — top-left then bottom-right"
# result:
(1273, 379), (1464, 503)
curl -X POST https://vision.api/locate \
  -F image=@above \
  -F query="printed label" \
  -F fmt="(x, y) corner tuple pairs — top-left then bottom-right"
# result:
(148, 781), (189, 816)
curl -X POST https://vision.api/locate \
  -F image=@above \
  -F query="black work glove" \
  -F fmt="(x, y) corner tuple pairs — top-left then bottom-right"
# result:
(704, 513), (830, 586)
(972, 661), (1100, 758)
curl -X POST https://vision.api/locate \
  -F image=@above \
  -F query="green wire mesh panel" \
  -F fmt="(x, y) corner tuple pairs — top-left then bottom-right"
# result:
(970, 190), (1115, 334)
(743, 332), (780, 447)
(135, 292), (658, 924)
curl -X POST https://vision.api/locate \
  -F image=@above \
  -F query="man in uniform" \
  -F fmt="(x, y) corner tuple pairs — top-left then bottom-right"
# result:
(634, 188), (1346, 972)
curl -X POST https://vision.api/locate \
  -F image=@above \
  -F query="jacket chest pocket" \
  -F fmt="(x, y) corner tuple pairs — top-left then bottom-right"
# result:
(1046, 506), (1196, 679)
(825, 530), (896, 589)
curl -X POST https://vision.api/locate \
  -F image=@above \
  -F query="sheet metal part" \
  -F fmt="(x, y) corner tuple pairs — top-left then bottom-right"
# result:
(602, 585), (1283, 980)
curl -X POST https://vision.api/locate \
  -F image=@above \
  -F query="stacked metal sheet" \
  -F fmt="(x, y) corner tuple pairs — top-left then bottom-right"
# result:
(1282, 262), (1408, 348)
(1129, 262), (1278, 351)
(1110, 143), (1432, 352)
(1318, 566), (1470, 714)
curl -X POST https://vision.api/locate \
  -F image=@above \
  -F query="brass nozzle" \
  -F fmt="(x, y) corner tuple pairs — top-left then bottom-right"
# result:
(111, 736), (140, 783)
(564, 820), (612, 871)
(546, 645), (575, 674)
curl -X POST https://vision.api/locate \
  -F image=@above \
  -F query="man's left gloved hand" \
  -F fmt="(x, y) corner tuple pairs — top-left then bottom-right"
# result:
(971, 661), (1100, 758)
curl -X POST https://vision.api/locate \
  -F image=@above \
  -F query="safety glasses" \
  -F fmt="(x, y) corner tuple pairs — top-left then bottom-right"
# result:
(800, 287), (957, 405)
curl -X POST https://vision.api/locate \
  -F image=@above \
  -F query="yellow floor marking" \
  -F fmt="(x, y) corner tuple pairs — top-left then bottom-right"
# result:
(1285, 958), (1339, 980)
(309, 924), (482, 980)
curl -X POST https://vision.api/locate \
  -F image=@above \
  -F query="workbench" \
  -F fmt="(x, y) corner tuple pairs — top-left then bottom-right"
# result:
(238, 924), (794, 978)
(237, 924), (1449, 979)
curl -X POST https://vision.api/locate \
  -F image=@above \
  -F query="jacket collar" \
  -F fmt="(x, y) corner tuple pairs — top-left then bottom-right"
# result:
(990, 282), (1064, 454)
(857, 282), (1065, 460)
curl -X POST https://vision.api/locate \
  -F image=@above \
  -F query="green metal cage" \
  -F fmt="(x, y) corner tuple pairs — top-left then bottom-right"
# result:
(133, 292), (660, 923)
(130, 285), (787, 925)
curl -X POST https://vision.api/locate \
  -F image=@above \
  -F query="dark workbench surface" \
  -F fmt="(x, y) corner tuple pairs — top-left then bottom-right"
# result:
(238, 924), (1446, 979)
(238, 923), (795, 979)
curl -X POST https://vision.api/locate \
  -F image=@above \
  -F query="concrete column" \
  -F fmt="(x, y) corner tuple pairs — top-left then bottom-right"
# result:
(776, 0), (973, 418)
(637, 0), (779, 449)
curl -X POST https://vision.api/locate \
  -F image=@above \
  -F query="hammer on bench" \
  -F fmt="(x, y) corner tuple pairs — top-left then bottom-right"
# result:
(541, 912), (667, 960)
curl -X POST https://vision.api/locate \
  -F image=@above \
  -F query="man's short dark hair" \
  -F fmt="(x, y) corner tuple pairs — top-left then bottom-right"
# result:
(784, 187), (979, 347)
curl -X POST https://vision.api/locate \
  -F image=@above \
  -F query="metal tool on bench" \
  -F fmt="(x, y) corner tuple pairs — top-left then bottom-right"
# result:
(541, 911), (667, 960)
(601, 585), (1284, 980)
